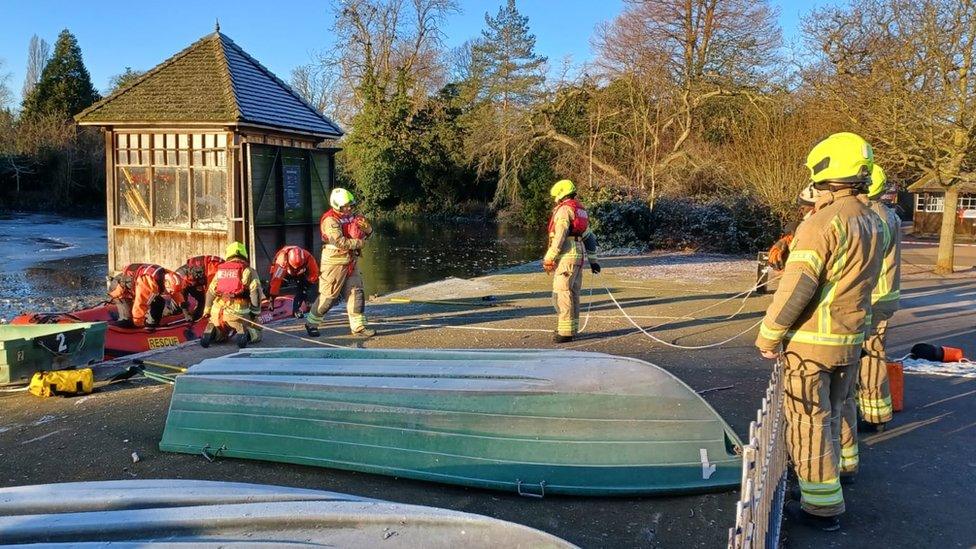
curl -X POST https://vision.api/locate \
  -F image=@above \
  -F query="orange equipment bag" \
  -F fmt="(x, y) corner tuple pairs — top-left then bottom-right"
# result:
(887, 361), (904, 412)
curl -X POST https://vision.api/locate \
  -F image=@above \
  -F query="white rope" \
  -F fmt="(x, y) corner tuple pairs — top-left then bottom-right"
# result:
(371, 320), (552, 333)
(602, 285), (763, 350)
(236, 316), (349, 349)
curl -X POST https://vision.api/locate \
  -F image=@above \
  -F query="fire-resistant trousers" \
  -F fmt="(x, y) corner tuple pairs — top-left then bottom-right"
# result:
(782, 351), (856, 517)
(308, 263), (367, 333)
(858, 319), (893, 424)
(552, 258), (583, 337)
(206, 298), (262, 343)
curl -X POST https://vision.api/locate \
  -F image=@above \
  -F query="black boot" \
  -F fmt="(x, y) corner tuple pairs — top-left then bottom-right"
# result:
(352, 327), (376, 338)
(553, 333), (574, 344)
(859, 420), (887, 433)
(200, 326), (214, 348)
(785, 500), (840, 532)
(235, 331), (250, 349)
(305, 323), (320, 337)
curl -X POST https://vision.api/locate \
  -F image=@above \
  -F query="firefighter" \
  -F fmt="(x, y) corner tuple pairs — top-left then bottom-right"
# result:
(767, 186), (819, 271)
(543, 179), (599, 343)
(267, 245), (320, 317)
(850, 165), (901, 439)
(305, 188), (375, 338)
(755, 132), (883, 532)
(176, 255), (223, 319)
(108, 263), (190, 328)
(201, 242), (262, 349)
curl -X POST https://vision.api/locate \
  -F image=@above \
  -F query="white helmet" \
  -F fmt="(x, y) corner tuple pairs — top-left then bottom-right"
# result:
(330, 188), (356, 210)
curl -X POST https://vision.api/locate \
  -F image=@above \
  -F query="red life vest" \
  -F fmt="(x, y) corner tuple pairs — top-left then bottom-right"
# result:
(178, 255), (222, 288)
(320, 209), (364, 240)
(214, 259), (247, 298)
(120, 263), (164, 291)
(547, 198), (589, 237)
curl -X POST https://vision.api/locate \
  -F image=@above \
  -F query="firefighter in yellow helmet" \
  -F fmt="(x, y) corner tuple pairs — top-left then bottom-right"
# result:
(543, 179), (599, 343)
(200, 241), (263, 349)
(755, 132), (883, 531)
(839, 165), (900, 456)
(305, 188), (375, 338)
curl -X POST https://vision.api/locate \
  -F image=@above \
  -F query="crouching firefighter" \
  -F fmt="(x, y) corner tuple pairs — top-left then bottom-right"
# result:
(201, 242), (262, 348)
(267, 245), (319, 317)
(755, 132), (883, 532)
(543, 179), (599, 343)
(176, 254), (222, 319)
(108, 264), (191, 328)
(305, 188), (375, 338)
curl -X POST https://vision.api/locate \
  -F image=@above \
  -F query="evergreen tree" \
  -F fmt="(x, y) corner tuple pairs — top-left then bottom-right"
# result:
(468, 0), (546, 208)
(21, 29), (99, 119)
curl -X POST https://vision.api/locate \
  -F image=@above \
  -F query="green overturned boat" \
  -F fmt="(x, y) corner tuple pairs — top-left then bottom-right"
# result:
(159, 348), (743, 496)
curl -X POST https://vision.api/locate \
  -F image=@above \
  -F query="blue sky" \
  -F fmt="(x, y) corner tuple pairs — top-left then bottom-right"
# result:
(0, 0), (836, 104)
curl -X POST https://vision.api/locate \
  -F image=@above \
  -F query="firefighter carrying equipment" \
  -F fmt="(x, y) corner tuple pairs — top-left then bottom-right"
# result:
(307, 207), (373, 335)
(28, 368), (94, 397)
(318, 209), (371, 266)
(550, 179), (577, 202)
(330, 187), (356, 210)
(868, 164), (888, 199)
(806, 132), (874, 186)
(544, 190), (598, 338)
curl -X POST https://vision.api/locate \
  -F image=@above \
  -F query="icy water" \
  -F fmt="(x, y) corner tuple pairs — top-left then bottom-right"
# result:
(0, 213), (542, 321)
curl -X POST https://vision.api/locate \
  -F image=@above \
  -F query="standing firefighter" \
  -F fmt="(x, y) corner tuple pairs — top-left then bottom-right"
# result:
(267, 245), (320, 317)
(201, 242), (262, 349)
(305, 188), (375, 338)
(543, 179), (599, 343)
(176, 254), (222, 319)
(108, 264), (191, 328)
(755, 132), (883, 531)
(858, 165), (901, 431)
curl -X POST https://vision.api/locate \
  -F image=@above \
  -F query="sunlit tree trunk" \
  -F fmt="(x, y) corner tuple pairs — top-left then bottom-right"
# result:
(935, 186), (958, 274)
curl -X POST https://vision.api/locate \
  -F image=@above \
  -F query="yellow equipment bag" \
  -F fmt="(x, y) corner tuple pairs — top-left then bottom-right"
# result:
(28, 368), (94, 398)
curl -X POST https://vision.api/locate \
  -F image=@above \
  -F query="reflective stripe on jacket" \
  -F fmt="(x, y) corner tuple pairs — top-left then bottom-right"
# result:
(544, 201), (598, 264)
(320, 209), (366, 266)
(869, 200), (901, 320)
(756, 188), (884, 366)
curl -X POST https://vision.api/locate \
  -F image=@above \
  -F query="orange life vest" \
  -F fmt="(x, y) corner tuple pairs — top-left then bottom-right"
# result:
(547, 198), (589, 237)
(178, 255), (222, 289)
(214, 259), (247, 298)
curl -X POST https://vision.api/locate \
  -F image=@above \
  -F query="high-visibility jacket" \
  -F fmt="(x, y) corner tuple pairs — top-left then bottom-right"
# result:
(869, 200), (901, 320)
(131, 269), (186, 327)
(544, 199), (597, 265)
(319, 209), (370, 266)
(108, 263), (164, 300)
(756, 188), (884, 366)
(268, 246), (320, 296)
(204, 258), (262, 317)
(176, 255), (222, 291)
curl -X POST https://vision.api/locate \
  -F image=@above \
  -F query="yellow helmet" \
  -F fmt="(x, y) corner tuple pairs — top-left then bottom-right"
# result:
(805, 132), (874, 185)
(330, 188), (356, 209)
(550, 179), (576, 202)
(226, 241), (248, 260)
(868, 164), (887, 199)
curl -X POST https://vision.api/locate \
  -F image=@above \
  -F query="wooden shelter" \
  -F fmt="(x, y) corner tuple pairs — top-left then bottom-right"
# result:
(75, 31), (343, 275)
(907, 175), (976, 239)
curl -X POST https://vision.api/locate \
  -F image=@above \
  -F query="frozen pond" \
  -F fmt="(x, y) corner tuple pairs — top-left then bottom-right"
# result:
(0, 213), (542, 321)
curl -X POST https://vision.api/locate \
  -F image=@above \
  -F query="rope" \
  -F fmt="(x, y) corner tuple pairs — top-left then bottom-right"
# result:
(235, 316), (349, 349)
(602, 284), (763, 350)
(371, 320), (552, 334)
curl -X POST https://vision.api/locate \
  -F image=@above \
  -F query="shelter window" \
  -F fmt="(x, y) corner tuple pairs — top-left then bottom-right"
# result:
(957, 194), (976, 211)
(115, 132), (228, 230)
(918, 193), (944, 213)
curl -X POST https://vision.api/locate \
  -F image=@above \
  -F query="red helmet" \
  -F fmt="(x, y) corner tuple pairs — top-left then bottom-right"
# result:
(286, 247), (306, 273)
(163, 271), (185, 294)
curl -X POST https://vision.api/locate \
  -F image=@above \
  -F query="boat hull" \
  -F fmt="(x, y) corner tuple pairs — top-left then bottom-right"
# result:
(160, 348), (743, 496)
(0, 479), (574, 548)
(10, 297), (295, 358)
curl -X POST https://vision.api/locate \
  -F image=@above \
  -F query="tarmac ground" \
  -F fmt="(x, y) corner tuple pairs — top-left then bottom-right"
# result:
(1, 241), (974, 548)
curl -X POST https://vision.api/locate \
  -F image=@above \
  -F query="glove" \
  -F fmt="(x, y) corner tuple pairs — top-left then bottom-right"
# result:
(542, 259), (556, 274)
(590, 262), (601, 274)
(356, 217), (373, 238)
(767, 238), (790, 270)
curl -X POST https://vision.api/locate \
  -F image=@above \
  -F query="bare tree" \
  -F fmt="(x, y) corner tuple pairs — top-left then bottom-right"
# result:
(290, 61), (352, 127)
(22, 35), (50, 102)
(803, 0), (976, 273)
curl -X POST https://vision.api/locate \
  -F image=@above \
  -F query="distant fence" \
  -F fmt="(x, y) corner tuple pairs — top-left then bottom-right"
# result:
(728, 360), (788, 548)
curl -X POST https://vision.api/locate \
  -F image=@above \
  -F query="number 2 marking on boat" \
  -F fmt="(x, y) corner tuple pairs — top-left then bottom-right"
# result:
(700, 448), (716, 480)
(56, 333), (67, 353)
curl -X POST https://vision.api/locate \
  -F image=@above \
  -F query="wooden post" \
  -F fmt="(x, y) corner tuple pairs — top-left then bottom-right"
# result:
(104, 128), (116, 274)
